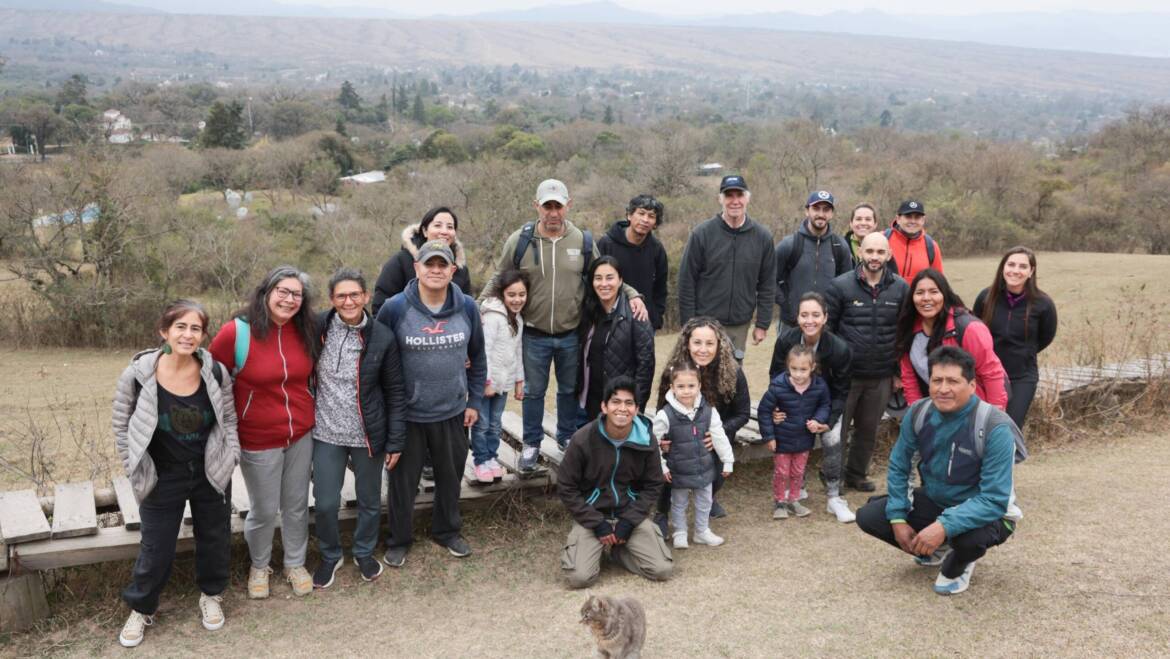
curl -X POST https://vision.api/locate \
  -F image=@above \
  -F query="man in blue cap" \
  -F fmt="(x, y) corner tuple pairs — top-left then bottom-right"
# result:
(773, 190), (854, 332)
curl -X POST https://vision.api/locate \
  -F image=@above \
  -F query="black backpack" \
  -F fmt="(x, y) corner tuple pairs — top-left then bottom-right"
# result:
(781, 230), (852, 280)
(512, 222), (593, 276)
(883, 227), (937, 274)
(908, 397), (1028, 465)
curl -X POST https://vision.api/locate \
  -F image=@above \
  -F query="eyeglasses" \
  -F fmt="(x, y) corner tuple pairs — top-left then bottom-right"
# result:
(332, 292), (364, 302)
(273, 286), (304, 301)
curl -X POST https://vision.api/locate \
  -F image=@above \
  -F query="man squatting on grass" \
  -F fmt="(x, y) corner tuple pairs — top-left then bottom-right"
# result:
(856, 345), (1024, 596)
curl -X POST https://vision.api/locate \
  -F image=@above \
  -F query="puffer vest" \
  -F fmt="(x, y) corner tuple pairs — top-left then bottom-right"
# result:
(663, 402), (715, 489)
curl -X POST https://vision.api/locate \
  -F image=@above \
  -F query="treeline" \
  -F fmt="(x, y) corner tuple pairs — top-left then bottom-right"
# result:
(1, 98), (1168, 348)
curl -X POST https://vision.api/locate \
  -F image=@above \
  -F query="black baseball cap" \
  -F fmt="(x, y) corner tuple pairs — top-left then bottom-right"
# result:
(897, 200), (925, 215)
(719, 175), (748, 193)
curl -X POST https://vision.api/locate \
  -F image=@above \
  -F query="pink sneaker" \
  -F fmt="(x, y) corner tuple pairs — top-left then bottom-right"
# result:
(489, 459), (505, 480)
(474, 463), (494, 484)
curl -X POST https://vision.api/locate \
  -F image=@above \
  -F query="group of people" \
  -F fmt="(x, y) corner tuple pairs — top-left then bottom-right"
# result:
(110, 174), (1058, 646)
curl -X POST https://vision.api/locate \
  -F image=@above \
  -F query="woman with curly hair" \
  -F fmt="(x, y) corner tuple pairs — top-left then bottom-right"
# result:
(654, 316), (750, 521)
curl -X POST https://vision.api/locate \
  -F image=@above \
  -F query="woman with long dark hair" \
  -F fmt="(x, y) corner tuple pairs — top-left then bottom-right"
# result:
(575, 256), (655, 423)
(209, 265), (318, 600)
(895, 268), (1008, 409)
(113, 300), (238, 647)
(973, 247), (1058, 428)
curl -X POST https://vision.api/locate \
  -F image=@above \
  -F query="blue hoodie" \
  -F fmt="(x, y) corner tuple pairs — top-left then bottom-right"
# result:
(377, 280), (486, 423)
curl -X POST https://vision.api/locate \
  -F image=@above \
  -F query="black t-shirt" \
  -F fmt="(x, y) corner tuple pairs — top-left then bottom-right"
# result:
(149, 380), (214, 464)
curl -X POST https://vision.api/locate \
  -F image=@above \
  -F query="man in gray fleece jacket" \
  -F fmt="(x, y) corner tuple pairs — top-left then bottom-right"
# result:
(376, 240), (487, 564)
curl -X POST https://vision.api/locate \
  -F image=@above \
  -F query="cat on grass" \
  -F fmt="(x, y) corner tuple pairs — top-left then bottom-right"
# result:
(580, 594), (646, 659)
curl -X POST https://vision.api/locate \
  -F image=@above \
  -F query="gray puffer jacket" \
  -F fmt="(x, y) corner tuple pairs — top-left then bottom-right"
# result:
(112, 348), (240, 502)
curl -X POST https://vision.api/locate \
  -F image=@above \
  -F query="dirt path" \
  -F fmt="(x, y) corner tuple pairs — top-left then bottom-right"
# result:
(14, 432), (1170, 657)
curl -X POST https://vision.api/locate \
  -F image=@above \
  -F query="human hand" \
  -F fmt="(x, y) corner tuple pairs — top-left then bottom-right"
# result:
(599, 533), (619, 547)
(484, 383), (497, 398)
(766, 440), (776, 452)
(464, 407), (479, 427)
(893, 522), (917, 554)
(892, 376), (903, 392)
(807, 420), (829, 434)
(659, 438), (671, 453)
(629, 297), (648, 322)
(702, 431), (714, 451)
(721, 470), (730, 478)
(384, 452), (401, 471)
(751, 326), (767, 345)
(663, 471), (672, 483)
(772, 410), (786, 424)
(514, 382), (524, 401)
(911, 522), (947, 557)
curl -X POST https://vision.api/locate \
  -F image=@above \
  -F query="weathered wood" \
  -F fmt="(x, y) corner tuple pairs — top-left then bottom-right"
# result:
(230, 468), (251, 518)
(183, 501), (193, 526)
(340, 467), (357, 507)
(50, 482), (98, 540)
(541, 410), (560, 442)
(111, 476), (141, 530)
(0, 490), (52, 545)
(499, 410), (525, 443)
(0, 573), (49, 633)
(0, 541), (7, 573)
(494, 441), (522, 473)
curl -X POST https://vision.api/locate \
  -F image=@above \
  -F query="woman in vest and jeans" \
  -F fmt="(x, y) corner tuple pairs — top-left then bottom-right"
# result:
(113, 300), (239, 648)
(209, 265), (319, 599)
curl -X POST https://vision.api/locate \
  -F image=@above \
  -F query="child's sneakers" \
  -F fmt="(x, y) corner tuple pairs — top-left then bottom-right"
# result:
(474, 463), (494, 484)
(772, 501), (789, 519)
(789, 501), (812, 517)
(488, 459), (505, 480)
(672, 532), (689, 550)
(692, 529), (724, 546)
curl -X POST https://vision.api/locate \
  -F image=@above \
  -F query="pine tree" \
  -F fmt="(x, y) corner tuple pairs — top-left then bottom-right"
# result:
(199, 100), (247, 149)
(412, 93), (426, 124)
(338, 80), (362, 110)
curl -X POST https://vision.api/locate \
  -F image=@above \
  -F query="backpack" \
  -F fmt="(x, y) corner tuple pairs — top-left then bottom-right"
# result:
(380, 289), (477, 334)
(132, 354), (227, 406)
(512, 221), (593, 276)
(883, 227), (937, 273)
(231, 317), (250, 377)
(780, 230), (853, 283)
(915, 309), (1012, 403)
(908, 397), (1028, 465)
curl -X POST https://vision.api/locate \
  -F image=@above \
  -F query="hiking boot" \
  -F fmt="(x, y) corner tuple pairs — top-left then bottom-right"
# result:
(285, 566), (313, 597)
(772, 501), (788, 520)
(118, 610), (153, 647)
(488, 459), (506, 480)
(672, 532), (688, 550)
(826, 496), (856, 523)
(693, 529), (725, 547)
(474, 462), (494, 484)
(313, 558), (341, 589)
(247, 566), (272, 600)
(790, 501), (812, 517)
(709, 499), (728, 518)
(915, 544), (952, 567)
(441, 536), (473, 558)
(198, 593), (225, 631)
(383, 546), (408, 568)
(933, 561), (975, 596)
(518, 446), (540, 472)
(846, 477), (877, 493)
(354, 555), (384, 582)
(421, 465), (435, 481)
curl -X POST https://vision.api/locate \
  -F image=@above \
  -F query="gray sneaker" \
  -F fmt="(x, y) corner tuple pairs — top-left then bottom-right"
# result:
(772, 501), (789, 520)
(915, 544), (951, 567)
(790, 501), (812, 517)
(518, 446), (540, 472)
(382, 546), (408, 568)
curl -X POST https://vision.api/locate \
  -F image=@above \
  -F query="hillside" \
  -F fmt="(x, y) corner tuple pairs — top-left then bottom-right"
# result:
(2, 9), (1170, 98)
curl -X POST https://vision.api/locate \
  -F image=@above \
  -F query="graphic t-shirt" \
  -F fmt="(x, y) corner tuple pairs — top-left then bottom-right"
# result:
(149, 381), (214, 464)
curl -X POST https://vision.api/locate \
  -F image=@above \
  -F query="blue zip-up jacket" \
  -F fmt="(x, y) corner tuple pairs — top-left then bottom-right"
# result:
(756, 372), (830, 453)
(885, 395), (1016, 537)
(376, 280), (486, 423)
(557, 415), (663, 540)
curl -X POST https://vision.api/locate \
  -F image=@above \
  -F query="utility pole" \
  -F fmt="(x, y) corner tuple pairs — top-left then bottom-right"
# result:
(246, 97), (254, 135)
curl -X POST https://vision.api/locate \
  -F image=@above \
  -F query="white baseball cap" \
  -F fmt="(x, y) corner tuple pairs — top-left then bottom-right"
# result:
(536, 179), (570, 205)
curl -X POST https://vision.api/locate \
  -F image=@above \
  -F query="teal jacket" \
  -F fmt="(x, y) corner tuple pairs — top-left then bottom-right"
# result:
(886, 396), (1016, 537)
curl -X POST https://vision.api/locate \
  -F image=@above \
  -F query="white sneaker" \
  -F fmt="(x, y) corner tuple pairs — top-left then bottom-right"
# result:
(826, 496), (856, 523)
(672, 532), (688, 549)
(199, 593), (225, 631)
(519, 446), (540, 472)
(119, 610), (153, 647)
(933, 561), (975, 596)
(692, 529), (724, 547)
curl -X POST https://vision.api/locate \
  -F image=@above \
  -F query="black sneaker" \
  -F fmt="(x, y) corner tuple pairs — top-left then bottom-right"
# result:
(353, 555), (384, 582)
(709, 499), (728, 518)
(846, 477), (877, 493)
(441, 536), (472, 558)
(312, 558), (341, 589)
(382, 546), (408, 568)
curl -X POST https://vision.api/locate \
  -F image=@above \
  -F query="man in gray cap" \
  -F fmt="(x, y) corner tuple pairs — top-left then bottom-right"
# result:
(483, 180), (647, 472)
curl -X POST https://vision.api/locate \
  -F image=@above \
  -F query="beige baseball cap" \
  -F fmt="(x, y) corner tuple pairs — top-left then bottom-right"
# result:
(535, 179), (570, 205)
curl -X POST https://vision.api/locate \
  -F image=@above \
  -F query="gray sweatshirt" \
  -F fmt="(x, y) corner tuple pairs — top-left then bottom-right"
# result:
(314, 312), (368, 447)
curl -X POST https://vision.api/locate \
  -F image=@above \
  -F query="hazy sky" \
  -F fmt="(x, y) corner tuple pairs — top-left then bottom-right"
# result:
(270, 0), (1170, 15)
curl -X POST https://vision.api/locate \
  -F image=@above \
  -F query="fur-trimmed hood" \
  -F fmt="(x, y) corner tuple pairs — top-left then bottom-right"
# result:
(401, 224), (467, 268)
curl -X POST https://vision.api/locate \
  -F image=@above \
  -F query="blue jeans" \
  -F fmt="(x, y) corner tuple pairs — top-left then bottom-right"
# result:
(522, 330), (579, 447)
(471, 393), (507, 465)
(312, 440), (384, 562)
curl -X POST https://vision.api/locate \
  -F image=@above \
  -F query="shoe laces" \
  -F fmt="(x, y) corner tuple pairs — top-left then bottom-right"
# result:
(125, 610), (154, 633)
(200, 594), (223, 616)
(249, 566), (273, 582)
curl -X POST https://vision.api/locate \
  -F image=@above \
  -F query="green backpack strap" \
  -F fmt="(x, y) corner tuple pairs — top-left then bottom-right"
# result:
(232, 317), (250, 377)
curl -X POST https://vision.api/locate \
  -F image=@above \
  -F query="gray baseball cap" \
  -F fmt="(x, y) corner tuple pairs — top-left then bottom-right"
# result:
(535, 179), (570, 205)
(416, 240), (455, 264)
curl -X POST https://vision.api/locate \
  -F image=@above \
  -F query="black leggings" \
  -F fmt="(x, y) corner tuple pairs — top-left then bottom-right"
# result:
(1006, 378), (1038, 429)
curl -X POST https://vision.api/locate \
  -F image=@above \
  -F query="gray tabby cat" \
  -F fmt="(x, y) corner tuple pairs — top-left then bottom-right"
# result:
(579, 594), (646, 659)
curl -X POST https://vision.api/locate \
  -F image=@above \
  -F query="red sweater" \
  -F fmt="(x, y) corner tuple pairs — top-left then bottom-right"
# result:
(887, 223), (944, 282)
(900, 309), (1009, 410)
(209, 319), (316, 451)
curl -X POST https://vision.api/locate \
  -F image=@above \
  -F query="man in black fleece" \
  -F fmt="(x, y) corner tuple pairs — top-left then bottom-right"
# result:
(597, 194), (669, 331)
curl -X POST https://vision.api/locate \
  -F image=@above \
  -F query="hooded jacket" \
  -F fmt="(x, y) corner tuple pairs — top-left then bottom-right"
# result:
(112, 348), (239, 502)
(481, 296), (524, 392)
(756, 372), (831, 454)
(773, 219), (853, 325)
(597, 220), (669, 330)
(900, 308), (1009, 410)
(371, 224), (471, 316)
(768, 327), (852, 427)
(886, 221), (944, 282)
(576, 292), (656, 412)
(678, 214), (776, 329)
(557, 415), (663, 539)
(315, 309), (407, 456)
(826, 266), (909, 379)
(973, 288), (1058, 383)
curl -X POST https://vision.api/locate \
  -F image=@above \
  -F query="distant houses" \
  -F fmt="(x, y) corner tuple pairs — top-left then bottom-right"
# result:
(103, 109), (133, 144)
(339, 170), (386, 187)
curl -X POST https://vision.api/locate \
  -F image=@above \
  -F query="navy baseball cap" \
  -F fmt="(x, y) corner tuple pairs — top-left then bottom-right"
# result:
(897, 200), (926, 215)
(806, 190), (835, 208)
(719, 175), (748, 193)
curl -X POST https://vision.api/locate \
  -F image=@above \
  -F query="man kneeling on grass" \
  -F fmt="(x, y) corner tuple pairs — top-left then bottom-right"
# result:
(558, 376), (672, 588)
(857, 345), (1025, 596)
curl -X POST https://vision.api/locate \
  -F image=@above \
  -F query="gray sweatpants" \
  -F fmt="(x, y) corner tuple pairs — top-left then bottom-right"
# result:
(670, 484), (713, 535)
(240, 431), (313, 569)
(818, 419), (845, 497)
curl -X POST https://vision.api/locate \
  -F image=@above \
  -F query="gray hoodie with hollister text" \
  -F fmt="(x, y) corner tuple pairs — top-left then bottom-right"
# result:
(376, 279), (487, 424)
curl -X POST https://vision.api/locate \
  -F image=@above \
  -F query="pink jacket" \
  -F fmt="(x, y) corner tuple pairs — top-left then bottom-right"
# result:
(901, 309), (1009, 410)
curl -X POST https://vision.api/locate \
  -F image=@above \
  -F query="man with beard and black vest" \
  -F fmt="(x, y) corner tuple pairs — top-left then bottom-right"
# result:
(774, 190), (854, 332)
(598, 194), (669, 332)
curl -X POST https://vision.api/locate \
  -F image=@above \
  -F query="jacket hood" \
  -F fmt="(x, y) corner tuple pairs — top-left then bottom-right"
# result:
(129, 346), (217, 384)
(605, 219), (661, 249)
(481, 296), (508, 317)
(404, 278), (465, 318)
(597, 414), (653, 450)
(401, 224), (467, 268)
(714, 213), (756, 234)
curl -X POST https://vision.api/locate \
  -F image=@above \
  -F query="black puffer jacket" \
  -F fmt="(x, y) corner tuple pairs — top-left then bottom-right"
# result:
(826, 266), (909, 379)
(973, 287), (1058, 383)
(768, 327), (852, 427)
(371, 225), (471, 316)
(315, 309), (407, 455)
(577, 293), (656, 412)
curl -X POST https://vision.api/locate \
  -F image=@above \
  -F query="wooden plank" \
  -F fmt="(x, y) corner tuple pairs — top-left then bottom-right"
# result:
(49, 482), (97, 538)
(340, 467), (357, 508)
(500, 410), (525, 443)
(306, 480), (316, 512)
(231, 468), (251, 518)
(0, 490), (52, 545)
(541, 410), (562, 443)
(111, 476), (141, 531)
(495, 441), (522, 473)
(0, 541), (7, 573)
(183, 501), (194, 526)
(539, 437), (565, 466)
